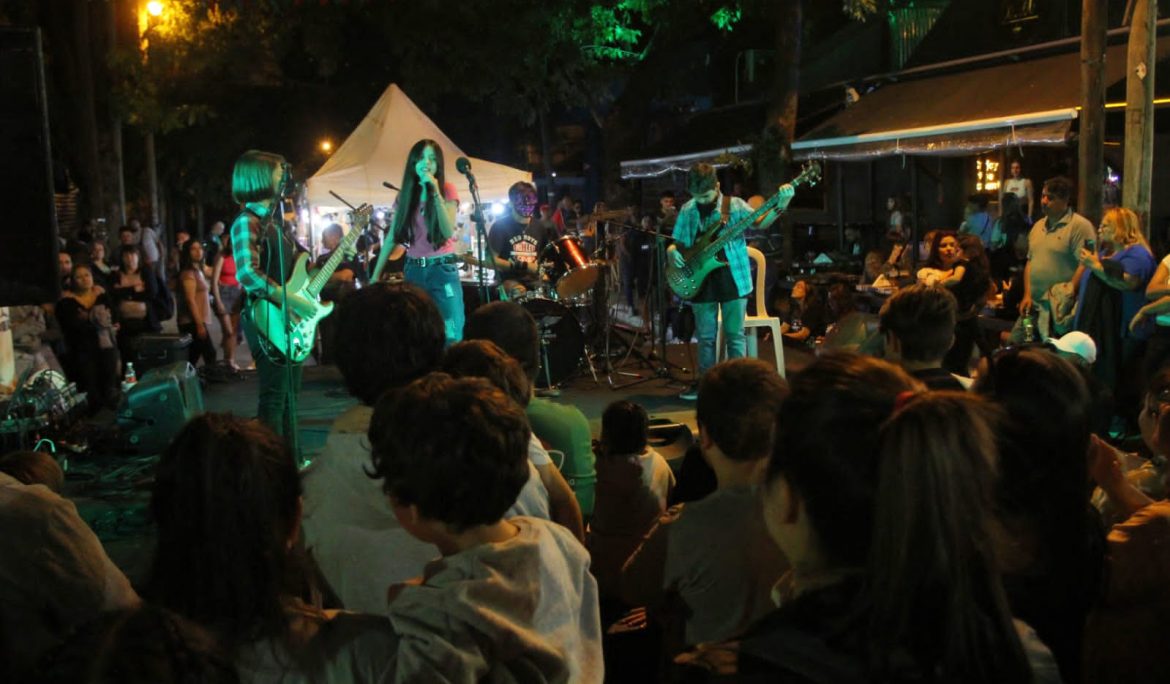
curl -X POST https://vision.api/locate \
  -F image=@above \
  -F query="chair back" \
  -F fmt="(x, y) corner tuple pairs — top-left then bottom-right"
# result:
(747, 246), (768, 317)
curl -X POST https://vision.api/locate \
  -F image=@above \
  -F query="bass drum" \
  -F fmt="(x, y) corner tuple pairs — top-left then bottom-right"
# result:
(520, 298), (584, 388)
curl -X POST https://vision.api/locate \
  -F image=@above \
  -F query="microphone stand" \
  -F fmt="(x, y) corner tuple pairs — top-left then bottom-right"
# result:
(273, 190), (301, 464)
(460, 170), (490, 304)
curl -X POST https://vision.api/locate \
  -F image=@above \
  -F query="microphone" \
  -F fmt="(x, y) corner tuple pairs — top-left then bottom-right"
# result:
(382, 181), (400, 191)
(455, 157), (473, 177)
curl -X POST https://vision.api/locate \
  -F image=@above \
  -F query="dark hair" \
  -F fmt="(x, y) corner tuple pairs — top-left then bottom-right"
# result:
(767, 354), (920, 567)
(925, 230), (959, 269)
(659, 189), (675, 200)
(0, 450), (64, 492)
(334, 282), (445, 405)
(390, 139), (448, 248)
(507, 181), (537, 206)
(178, 239), (202, 272)
(601, 400), (649, 456)
(827, 282), (857, 317)
(464, 301), (540, 383)
(231, 150), (287, 204)
(119, 245), (144, 272)
(868, 392), (1032, 682)
(973, 348), (1101, 609)
(686, 163), (718, 195)
(441, 340), (531, 407)
(967, 193), (990, 210)
(879, 285), (957, 362)
(37, 605), (239, 684)
(1001, 192), (1022, 215)
(367, 373), (530, 532)
(322, 223), (343, 242)
(1042, 176), (1073, 201)
(146, 413), (304, 648)
(697, 358), (789, 461)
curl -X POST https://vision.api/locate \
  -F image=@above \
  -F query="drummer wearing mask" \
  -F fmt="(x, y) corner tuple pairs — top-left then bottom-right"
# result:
(488, 181), (555, 299)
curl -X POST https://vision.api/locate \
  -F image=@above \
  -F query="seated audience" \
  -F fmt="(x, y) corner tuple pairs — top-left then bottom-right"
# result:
(35, 604), (239, 684)
(946, 234), (995, 375)
(820, 282), (873, 352)
(465, 301), (597, 518)
(916, 230), (966, 288)
(369, 373), (602, 681)
(1, 456), (140, 680)
(678, 356), (1059, 682)
(0, 450), (64, 492)
(301, 282), (447, 613)
(879, 284), (968, 390)
(145, 413), (398, 681)
(622, 358), (789, 651)
(57, 263), (119, 412)
(590, 400), (675, 597)
(975, 347), (1106, 682)
(1082, 382), (1170, 683)
(440, 339), (584, 537)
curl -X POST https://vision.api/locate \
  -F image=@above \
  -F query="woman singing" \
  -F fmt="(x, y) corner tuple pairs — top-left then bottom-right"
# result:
(371, 139), (462, 344)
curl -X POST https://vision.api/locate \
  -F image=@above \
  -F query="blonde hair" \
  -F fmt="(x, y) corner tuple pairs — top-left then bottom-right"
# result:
(1103, 207), (1149, 250)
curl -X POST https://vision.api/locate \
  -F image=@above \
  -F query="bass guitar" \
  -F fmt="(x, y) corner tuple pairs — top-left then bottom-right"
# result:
(250, 204), (370, 363)
(665, 162), (821, 300)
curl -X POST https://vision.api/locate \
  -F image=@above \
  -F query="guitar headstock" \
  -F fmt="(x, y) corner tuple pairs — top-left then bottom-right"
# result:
(351, 203), (374, 231)
(792, 161), (822, 189)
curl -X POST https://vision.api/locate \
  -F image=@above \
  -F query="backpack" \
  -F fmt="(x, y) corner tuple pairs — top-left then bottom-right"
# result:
(149, 264), (175, 322)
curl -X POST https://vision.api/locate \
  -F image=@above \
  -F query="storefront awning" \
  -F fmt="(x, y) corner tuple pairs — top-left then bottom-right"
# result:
(619, 144), (753, 180)
(793, 38), (1170, 160)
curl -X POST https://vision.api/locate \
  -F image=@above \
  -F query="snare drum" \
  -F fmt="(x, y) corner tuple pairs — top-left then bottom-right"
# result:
(545, 236), (601, 300)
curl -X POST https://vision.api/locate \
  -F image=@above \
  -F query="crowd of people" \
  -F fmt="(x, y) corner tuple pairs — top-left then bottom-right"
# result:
(6, 218), (246, 414)
(4, 276), (1170, 682)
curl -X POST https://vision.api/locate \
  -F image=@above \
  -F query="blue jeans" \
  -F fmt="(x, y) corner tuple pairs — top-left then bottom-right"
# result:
(692, 298), (747, 376)
(405, 261), (464, 345)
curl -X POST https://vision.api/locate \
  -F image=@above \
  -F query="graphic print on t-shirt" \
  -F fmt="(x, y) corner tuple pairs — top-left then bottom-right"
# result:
(508, 233), (541, 270)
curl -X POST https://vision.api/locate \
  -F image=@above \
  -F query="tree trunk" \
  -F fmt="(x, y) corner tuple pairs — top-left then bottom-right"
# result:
(41, 0), (108, 229)
(1078, 0), (1108, 225)
(760, 0), (802, 264)
(1123, 0), (1156, 234)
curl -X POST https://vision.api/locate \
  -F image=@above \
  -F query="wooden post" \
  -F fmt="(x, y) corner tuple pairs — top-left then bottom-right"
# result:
(1078, 0), (1108, 226)
(1123, 0), (1156, 234)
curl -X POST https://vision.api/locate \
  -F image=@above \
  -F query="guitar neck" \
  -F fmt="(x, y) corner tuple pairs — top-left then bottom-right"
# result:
(307, 226), (363, 297)
(698, 192), (784, 261)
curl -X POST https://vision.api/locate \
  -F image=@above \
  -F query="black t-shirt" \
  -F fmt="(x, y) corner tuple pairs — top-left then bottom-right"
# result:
(488, 215), (555, 282)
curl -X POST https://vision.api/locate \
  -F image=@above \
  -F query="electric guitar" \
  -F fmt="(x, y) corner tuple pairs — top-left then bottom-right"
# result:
(665, 162), (821, 300)
(250, 204), (370, 363)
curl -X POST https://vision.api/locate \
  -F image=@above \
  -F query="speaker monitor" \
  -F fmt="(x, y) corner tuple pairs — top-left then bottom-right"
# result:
(0, 28), (60, 307)
(118, 362), (204, 454)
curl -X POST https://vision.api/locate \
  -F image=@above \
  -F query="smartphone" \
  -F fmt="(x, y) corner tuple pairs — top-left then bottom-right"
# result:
(1084, 239), (1096, 252)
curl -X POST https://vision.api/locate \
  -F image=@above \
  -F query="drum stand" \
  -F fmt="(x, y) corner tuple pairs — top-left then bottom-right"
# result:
(603, 229), (691, 391)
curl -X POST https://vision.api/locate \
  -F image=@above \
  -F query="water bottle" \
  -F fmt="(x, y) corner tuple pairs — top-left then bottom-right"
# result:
(121, 362), (138, 394)
(1022, 307), (1035, 344)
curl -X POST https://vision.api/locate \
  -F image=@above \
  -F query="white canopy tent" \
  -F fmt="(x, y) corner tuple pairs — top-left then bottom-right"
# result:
(305, 84), (530, 210)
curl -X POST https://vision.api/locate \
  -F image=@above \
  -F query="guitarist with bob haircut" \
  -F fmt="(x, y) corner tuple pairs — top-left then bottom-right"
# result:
(230, 149), (361, 439)
(668, 164), (796, 400)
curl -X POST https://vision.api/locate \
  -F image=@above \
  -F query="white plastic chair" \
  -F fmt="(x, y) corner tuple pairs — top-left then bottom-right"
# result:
(716, 246), (785, 377)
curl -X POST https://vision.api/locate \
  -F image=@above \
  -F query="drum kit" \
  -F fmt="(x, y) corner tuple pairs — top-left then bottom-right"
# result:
(510, 235), (604, 388)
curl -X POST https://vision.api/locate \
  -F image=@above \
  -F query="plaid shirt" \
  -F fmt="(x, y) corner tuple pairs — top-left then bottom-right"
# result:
(671, 194), (754, 298)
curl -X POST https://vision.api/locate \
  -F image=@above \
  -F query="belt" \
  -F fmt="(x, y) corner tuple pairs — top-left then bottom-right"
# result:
(405, 253), (458, 267)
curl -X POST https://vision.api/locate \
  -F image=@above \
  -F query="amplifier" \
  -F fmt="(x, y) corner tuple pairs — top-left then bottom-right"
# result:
(117, 362), (204, 454)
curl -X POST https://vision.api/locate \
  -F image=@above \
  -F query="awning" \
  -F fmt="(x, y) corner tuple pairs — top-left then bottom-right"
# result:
(794, 38), (1170, 160)
(620, 144), (753, 180)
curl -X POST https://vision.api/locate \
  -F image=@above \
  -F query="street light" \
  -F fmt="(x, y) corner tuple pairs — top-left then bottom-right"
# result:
(320, 140), (333, 153)
(146, 1), (164, 17)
